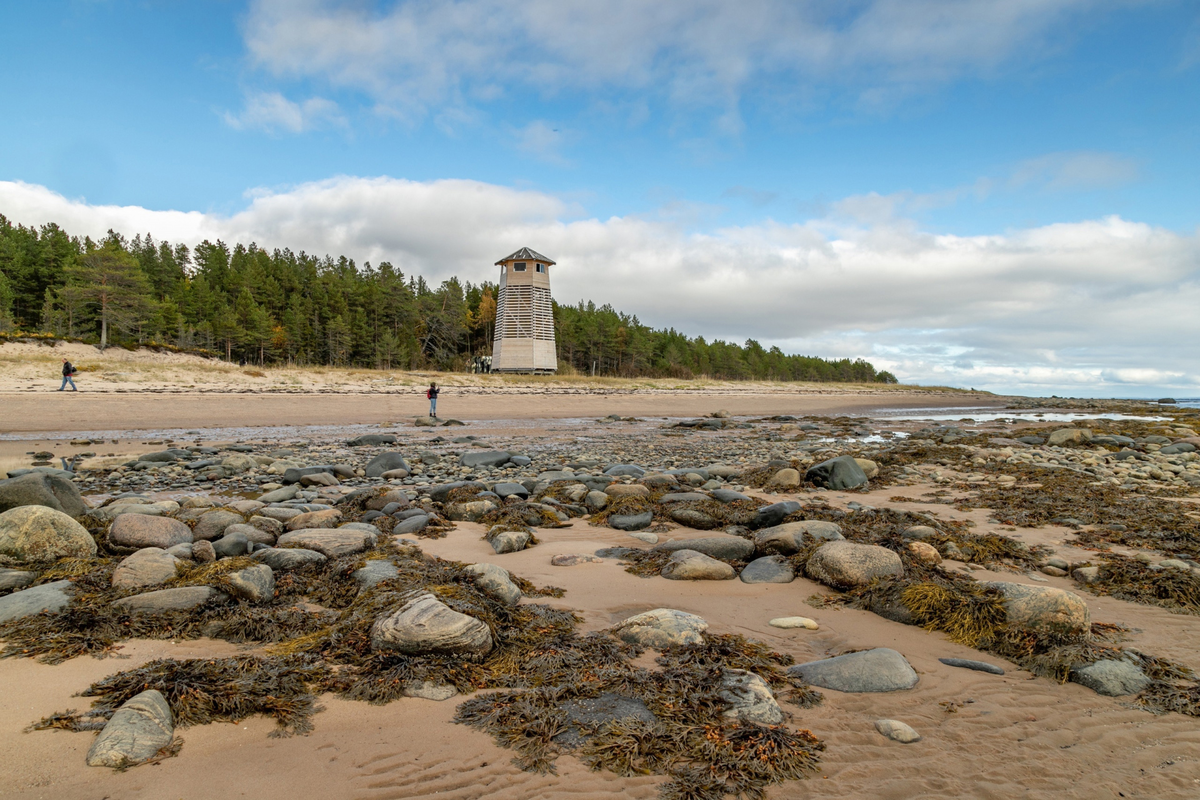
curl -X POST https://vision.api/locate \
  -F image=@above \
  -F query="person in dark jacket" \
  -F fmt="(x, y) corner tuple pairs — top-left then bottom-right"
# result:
(59, 358), (78, 392)
(427, 382), (439, 418)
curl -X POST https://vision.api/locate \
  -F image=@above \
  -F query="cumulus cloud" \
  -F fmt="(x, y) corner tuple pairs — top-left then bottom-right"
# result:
(223, 91), (346, 133)
(2, 176), (1198, 396)
(241, 0), (1112, 118)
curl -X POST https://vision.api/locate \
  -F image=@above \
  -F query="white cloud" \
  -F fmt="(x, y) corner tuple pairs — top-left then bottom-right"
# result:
(1010, 150), (1141, 191)
(2, 176), (1198, 396)
(241, 0), (1113, 118)
(223, 91), (346, 133)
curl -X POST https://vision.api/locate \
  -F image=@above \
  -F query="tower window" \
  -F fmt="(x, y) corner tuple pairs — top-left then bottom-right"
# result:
(514, 262), (527, 272)
(536, 263), (545, 273)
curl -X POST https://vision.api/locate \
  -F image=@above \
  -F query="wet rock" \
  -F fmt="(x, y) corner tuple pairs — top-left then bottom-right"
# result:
(939, 657), (1004, 675)
(609, 608), (708, 649)
(371, 591), (493, 657)
(739, 555), (795, 584)
(0, 472), (87, 517)
(653, 535), (754, 561)
(0, 505), (96, 563)
(609, 511), (653, 531)
(86, 690), (174, 768)
(805, 455), (869, 490)
(0, 579), (73, 623)
(252, 547), (327, 571)
(661, 549), (736, 580)
(720, 670), (783, 724)
(1071, 659), (1150, 696)
(874, 719), (920, 744)
(111, 548), (181, 589)
(225, 564), (275, 602)
(788, 648), (919, 693)
(553, 693), (657, 750)
(464, 563), (522, 605)
(754, 520), (844, 555)
(806, 541), (903, 589)
(277, 529), (377, 557)
(109, 515), (193, 550)
(752, 501), (801, 529)
(114, 586), (225, 614)
(985, 582), (1090, 636)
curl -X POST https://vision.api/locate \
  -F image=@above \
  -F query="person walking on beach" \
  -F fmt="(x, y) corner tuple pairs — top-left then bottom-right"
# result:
(427, 382), (439, 418)
(59, 358), (78, 392)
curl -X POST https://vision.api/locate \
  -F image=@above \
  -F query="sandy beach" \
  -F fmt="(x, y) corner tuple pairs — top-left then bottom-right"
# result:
(2, 346), (1199, 800)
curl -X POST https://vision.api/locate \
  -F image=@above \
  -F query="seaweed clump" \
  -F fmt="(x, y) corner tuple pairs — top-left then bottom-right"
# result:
(455, 632), (825, 799)
(1075, 555), (1200, 615)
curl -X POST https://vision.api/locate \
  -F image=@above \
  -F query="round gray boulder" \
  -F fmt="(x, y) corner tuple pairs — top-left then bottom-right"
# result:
(806, 541), (903, 589)
(0, 505), (96, 563)
(787, 647), (918, 693)
(109, 514), (193, 550)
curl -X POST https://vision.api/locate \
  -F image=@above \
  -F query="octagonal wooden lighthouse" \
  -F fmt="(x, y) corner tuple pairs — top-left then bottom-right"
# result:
(491, 247), (558, 373)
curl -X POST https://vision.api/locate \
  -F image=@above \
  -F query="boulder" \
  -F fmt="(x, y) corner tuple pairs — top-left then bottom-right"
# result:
(365, 452), (412, 478)
(347, 434), (397, 446)
(0, 579), (73, 623)
(286, 509), (343, 531)
(765, 468), (801, 489)
(220, 454), (258, 473)
(806, 541), (903, 590)
(985, 582), (1090, 636)
(584, 490), (609, 512)
(875, 719), (921, 744)
(113, 586), (225, 614)
(86, 690), (174, 768)
(276, 529), (376, 557)
(225, 522), (276, 546)
(605, 484), (650, 498)
(490, 530), (532, 554)
(212, 531), (252, 558)
(0, 472), (87, 517)
(609, 608), (708, 649)
(720, 670), (783, 724)
(191, 539), (216, 563)
(653, 535), (754, 561)
(371, 592), (493, 657)
(609, 510), (653, 531)
(0, 568), (36, 591)
(352, 559), (399, 589)
(752, 501), (801, 529)
(257, 485), (299, 504)
(0, 505), (96, 563)
(854, 459), (880, 479)
(754, 520), (843, 555)
(109, 515), (192, 550)
(300, 472), (339, 487)
(805, 456), (869, 490)
(252, 547), (327, 571)
(225, 564), (275, 602)
(458, 451), (511, 469)
(1070, 659), (1150, 697)
(192, 509), (244, 541)
(788, 648), (919, 693)
(392, 515), (430, 535)
(365, 489), (411, 512)
(667, 507), (720, 530)
(710, 489), (751, 504)
(445, 500), (497, 522)
(464, 563), (522, 605)
(906, 541), (942, 564)
(111, 548), (182, 589)
(739, 555), (795, 584)
(1047, 428), (1092, 446)
(661, 549), (736, 580)
(604, 464), (645, 478)
(550, 553), (603, 566)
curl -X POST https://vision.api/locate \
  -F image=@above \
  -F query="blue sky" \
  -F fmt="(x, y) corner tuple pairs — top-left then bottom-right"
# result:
(2, 1), (1199, 396)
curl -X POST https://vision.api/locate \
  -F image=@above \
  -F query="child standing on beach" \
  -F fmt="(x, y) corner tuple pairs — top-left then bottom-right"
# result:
(427, 382), (439, 418)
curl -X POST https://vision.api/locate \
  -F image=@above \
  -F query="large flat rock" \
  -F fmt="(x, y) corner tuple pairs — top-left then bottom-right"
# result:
(788, 647), (918, 693)
(276, 528), (377, 557)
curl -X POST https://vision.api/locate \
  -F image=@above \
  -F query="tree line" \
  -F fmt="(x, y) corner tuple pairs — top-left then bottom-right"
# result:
(0, 215), (897, 383)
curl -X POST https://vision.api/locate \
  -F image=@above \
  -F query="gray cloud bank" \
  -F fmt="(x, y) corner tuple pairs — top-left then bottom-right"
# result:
(2, 177), (1198, 397)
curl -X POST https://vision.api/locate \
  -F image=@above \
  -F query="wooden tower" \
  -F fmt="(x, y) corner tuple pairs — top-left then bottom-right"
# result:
(491, 247), (557, 373)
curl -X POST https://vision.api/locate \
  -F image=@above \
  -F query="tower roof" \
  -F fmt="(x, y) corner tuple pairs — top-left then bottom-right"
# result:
(496, 247), (555, 266)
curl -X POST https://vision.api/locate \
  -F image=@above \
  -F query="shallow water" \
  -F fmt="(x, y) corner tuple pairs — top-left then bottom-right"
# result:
(871, 406), (1168, 423)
